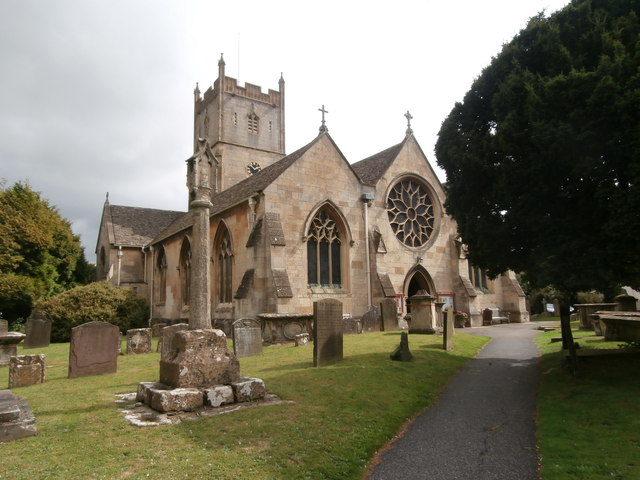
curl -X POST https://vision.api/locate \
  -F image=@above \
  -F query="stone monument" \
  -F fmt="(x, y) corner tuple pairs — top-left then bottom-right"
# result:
(0, 390), (36, 443)
(138, 146), (266, 413)
(0, 332), (25, 366)
(443, 307), (454, 352)
(408, 290), (436, 334)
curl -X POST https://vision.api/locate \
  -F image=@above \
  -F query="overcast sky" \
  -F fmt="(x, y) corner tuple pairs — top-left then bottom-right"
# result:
(0, 0), (570, 263)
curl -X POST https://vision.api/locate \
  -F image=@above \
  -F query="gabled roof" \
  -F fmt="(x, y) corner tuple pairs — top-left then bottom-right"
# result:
(351, 137), (407, 185)
(151, 135), (322, 244)
(103, 204), (184, 248)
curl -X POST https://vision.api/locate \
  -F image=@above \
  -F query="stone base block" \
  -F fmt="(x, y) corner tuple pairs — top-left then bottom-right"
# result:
(295, 333), (310, 346)
(0, 390), (36, 443)
(149, 388), (204, 413)
(159, 329), (240, 388)
(136, 382), (169, 405)
(205, 385), (235, 407)
(232, 377), (266, 403)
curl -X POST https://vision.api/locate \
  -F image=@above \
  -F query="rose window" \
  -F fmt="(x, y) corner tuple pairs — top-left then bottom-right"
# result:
(387, 179), (435, 248)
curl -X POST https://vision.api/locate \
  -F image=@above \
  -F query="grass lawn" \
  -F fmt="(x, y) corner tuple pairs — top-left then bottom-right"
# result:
(0, 331), (487, 480)
(535, 318), (640, 480)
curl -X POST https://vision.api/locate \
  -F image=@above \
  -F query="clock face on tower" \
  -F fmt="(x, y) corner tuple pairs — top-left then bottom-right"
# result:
(247, 161), (262, 175)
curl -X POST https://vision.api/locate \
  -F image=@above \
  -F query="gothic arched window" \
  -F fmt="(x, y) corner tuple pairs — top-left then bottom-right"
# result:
(306, 209), (342, 287)
(215, 226), (233, 303)
(155, 247), (167, 304)
(179, 238), (191, 307)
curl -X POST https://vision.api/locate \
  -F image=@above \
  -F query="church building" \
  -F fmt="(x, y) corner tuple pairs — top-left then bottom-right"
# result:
(95, 55), (528, 338)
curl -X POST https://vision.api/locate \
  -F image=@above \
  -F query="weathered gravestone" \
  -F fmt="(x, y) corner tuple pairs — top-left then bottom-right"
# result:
(23, 310), (52, 349)
(390, 332), (412, 361)
(126, 328), (152, 354)
(443, 307), (454, 352)
(68, 321), (120, 379)
(0, 390), (36, 443)
(361, 305), (380, 332)
(232, 318), (263, 358)
(0, 332), (25, 366)
(9, 354), (45, 388)
(313, 298), (343, 367)
(380, 298), (399, 332)
(0, 319), (7, 333)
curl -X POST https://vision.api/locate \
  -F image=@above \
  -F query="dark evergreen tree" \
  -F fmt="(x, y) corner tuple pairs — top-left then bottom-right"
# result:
(436, 0), (640, 362)
(436, 0), (640, 298)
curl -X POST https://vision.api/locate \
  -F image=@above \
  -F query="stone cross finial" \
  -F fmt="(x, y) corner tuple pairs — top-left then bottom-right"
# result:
(405, 110), (413, 135)
(319, 105), (329, 133)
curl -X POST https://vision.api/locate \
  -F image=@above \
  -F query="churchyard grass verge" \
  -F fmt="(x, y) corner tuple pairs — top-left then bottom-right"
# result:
(535, 318), (640, 480)
(0, 331), (487, 480)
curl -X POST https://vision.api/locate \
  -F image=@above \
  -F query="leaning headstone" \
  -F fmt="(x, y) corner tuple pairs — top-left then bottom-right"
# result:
(0, 333), (26, 366)
(313, 298), (343, 367)
(68, 321), (120, 379)
(380, 299), (399, 331)
(160, 323), (189, 362)
(9, 354), (45, 388)
(126, 328), (152, 354)
(443, 307), (454, 352)
(0, 390), (37, 442)
(23, 310), (52, 349)
(232, 318), (263, 358)
(361, 305), (380, 332)
(390, 332), (412, 361)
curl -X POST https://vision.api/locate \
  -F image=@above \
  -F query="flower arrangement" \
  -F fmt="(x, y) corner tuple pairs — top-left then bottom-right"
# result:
(454, 311), (469, 328)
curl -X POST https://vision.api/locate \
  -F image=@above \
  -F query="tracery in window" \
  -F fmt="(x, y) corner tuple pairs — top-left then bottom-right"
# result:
(306, 209), (342, 287)
(215, 225), (233, 303)
(155, 247), (167, 304)
(387, 178), (435, 248)
(179, 239), (191, 306)
(468, 264), (489, 292)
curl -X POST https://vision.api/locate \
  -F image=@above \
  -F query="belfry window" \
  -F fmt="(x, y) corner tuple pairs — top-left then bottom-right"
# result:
(248, 113), (259, 134)
(306, 209), (342, 287)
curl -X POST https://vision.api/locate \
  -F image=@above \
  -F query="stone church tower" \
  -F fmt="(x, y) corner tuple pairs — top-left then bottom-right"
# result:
(193, 54), (286, 192)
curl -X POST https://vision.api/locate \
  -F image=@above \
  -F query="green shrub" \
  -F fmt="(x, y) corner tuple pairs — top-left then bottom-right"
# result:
(35, 281), (149, 342)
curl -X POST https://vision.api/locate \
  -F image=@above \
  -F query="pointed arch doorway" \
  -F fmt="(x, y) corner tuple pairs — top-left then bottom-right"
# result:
(404, 265), (436, 313)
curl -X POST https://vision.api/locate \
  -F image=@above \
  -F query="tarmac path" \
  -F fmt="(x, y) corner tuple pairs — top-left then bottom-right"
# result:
(366, 323), (543, 480)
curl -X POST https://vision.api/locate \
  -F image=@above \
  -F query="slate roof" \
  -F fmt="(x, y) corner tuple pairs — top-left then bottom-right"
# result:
(351, 138), (406, 185)
(151, 136), (320, 244)
(106, 204), (184, 247)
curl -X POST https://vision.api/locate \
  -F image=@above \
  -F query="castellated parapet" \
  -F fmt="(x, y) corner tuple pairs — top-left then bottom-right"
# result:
(195, 76), (282, 114)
